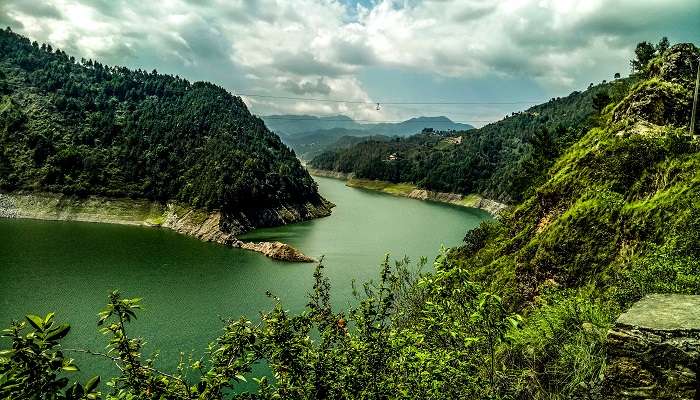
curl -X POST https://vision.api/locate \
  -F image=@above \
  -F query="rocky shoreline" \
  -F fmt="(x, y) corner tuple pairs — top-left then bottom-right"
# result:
(307, 167), (507, 216)
(0, 192), (331, 262)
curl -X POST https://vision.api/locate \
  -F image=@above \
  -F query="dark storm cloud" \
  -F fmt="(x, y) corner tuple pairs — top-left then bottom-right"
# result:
(0, 12), (21, 30)
(5, 0), (62, 19)
(333, 40), (378, 66)
(275, 51), (350, 77)
(281, 78), (332, 95)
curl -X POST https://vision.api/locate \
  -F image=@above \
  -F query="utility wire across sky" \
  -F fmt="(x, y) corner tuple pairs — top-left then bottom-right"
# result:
(235, 92), (541, 105)
(260, 116), (496, 123)
(236, 91), (540, 125)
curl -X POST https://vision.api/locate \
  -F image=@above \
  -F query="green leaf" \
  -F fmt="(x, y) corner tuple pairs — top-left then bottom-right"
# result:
(85, 375), (100, 392)
(25, 314), (44, 331)
(62, 363), (80, 372)
(44, 312), (55, 327)
(45, 324), (71, 341)
(235, 374), (247, 382)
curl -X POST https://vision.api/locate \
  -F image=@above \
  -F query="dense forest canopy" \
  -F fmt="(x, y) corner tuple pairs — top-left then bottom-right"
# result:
(0, 28), (323, 213)
(310, 77), (635, 203)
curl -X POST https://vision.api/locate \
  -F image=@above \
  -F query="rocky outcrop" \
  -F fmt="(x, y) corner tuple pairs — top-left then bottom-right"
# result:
(406, 189), (508, 216)
(239, 241), (316, 263)
(0, 192), (327, 262)
(306, 167), (355, 180)
(161, 205), (239, 245)
(603, 294), (700, 400)
(612, 44), (699, 129)
(308, 168), (507, 216)
(222, 198), (335, 234)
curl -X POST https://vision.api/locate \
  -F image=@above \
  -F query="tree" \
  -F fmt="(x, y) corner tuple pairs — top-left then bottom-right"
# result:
(631, 41), (656, 72)
(656, 36), (670, 54)
(614, 72), (621, 79)
(0, 313), (100, 399)
(592, 91), (611, 113)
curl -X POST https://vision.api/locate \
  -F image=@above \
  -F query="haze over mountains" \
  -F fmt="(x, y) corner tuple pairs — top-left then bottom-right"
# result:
(261, 115), (473, 159)
(262, 115), (474, 137)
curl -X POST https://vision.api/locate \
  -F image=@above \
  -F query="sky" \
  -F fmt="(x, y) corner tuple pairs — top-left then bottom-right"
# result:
(1, 0), (698, 127)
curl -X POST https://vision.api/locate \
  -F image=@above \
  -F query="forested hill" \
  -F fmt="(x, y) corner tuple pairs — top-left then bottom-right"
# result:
(0, 28), (324, 216)
(311, 74), (633, 204)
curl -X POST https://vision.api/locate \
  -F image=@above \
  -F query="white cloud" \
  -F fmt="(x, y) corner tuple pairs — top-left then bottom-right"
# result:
(1, 0), (698, 121)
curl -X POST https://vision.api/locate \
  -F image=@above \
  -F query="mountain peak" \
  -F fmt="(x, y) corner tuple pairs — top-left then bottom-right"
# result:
(404, 116), (453, 123)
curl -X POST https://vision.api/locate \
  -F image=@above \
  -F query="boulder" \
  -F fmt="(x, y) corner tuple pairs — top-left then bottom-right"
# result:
(239, 241), (316, 263)
(603, 294), (700, 400)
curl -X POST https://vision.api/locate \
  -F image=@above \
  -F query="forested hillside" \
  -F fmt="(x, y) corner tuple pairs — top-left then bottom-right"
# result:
(0, 28), (324, 216)
(283, 127), (391, 160)
(311, 77), (633, 203)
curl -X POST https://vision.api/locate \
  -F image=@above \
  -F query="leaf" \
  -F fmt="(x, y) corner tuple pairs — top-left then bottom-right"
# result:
(62, 363), (80, 372)
(25, 315), (44, 331)
(44, 312), (55, 327)
(85, 375), (100, 392)
(45, 324), (71, 341)
(235, 374), (247, 382)
(71, 382), (84, 398)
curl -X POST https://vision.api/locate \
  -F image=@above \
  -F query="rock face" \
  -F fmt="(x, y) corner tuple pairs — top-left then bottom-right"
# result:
(612, 44), (699, 129)
(306, 167), (355, 180)
(603, 294), (700, 400)
(406, 189), (508, 216)
(239, 241), (316, 263)
(0, 192), (327, 262)
(307, 168), (507, 216)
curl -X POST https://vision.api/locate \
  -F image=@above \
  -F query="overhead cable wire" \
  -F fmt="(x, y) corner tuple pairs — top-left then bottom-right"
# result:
(235, 92), (540, 105)
(259, 116), (496, 124)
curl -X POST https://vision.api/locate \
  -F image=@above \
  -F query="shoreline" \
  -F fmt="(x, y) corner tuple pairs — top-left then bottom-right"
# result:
(307, 167), (507, 216)
(0, 192), (327, 263)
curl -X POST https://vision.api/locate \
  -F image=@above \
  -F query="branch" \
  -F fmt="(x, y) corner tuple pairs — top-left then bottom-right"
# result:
(62, 347), (191, 389)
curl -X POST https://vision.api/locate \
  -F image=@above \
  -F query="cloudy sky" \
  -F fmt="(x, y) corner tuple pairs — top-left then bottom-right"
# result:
(2, 0), (698, 126)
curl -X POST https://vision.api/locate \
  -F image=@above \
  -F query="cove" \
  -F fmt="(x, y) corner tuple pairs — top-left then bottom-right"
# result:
(0, 176), (490, 381)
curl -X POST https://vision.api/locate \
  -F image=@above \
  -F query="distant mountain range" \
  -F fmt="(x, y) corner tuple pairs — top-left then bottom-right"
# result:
(262, 115), (474, 137)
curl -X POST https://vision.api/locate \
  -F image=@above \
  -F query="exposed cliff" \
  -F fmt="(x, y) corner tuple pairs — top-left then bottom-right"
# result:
(308, 168), (506, 216)
(0, 192), (330, 261)
(404, 189), (508, 216)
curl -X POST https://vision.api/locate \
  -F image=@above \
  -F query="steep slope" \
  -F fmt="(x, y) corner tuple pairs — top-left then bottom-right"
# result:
(457, 42), (699, 301)
(446, 42), (700, 397)
(0, 28), (331, 234)
(310, 79), (631, 204)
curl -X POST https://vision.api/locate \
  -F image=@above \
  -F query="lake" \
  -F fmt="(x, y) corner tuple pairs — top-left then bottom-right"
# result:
(0, 176), (490, 381)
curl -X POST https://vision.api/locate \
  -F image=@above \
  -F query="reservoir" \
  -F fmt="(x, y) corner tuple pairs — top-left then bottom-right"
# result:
(0, 176), (490, 380)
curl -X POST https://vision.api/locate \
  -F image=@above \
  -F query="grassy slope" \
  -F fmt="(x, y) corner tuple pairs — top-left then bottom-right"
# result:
(447, 43), (700, 397)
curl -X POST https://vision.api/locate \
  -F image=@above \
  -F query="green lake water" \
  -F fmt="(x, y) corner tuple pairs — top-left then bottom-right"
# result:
(0, 176), (490, 382)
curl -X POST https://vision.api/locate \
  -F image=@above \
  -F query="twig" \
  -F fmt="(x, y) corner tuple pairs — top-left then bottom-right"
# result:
(62, 347), (190, 388)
